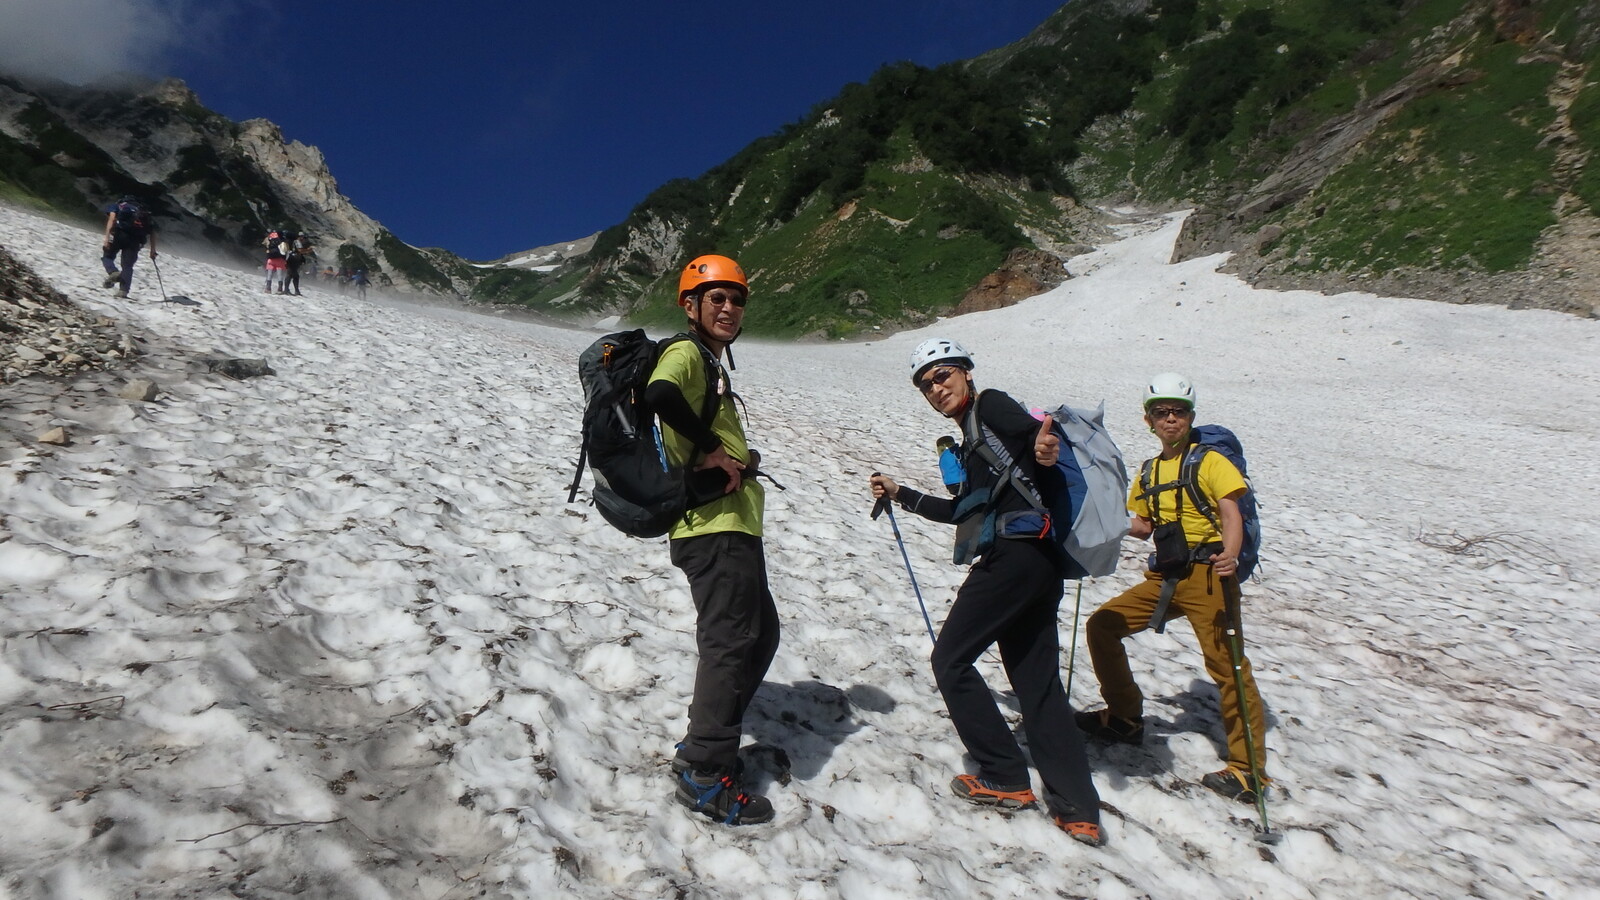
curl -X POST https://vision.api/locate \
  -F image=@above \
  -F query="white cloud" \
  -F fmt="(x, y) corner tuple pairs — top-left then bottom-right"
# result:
(0, 0), (200, 84)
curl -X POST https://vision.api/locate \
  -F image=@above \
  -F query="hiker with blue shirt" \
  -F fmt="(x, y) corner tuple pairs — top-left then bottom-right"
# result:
(868, 338), (1104, 847)
(100, 196), (155, 299)
(1075, 372), (1271, 804)
(648, 254), (778, 827)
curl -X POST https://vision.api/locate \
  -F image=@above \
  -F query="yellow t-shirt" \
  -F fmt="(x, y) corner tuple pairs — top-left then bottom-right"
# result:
(649, 340), (764, 539)
(1129, 450), (1246, 546)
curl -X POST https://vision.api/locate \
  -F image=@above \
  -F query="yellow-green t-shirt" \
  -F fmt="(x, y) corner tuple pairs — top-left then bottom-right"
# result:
(649, 340), (764, 539)
(1129, 450), (1246, 546)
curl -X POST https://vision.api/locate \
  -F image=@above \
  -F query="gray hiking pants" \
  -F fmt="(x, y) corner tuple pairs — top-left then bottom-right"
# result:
(669, 531), (780, 772)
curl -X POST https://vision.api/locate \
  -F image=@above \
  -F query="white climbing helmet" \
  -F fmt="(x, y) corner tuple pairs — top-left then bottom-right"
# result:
(909, 338), (975, 384)
(1144, 372), (1196, 411)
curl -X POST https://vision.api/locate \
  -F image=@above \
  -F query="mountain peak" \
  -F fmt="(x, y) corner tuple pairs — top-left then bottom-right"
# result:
(145, 77), (200, 108)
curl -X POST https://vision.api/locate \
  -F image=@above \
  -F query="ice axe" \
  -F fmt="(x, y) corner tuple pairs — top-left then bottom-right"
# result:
(871, 475), (935, 644)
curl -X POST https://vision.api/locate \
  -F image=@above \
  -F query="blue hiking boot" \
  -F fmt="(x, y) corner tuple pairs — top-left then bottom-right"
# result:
(674, 767), (773, 826)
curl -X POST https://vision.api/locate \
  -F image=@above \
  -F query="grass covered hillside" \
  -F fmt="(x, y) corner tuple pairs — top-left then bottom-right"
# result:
(493, 0), (1177, 337)
(497, 0), (1600, 329)
(1072, 0), (1600, 311)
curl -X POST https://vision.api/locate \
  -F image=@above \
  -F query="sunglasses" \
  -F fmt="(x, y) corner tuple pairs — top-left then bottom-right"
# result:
(918, 366), (963, 394)
(697, 290), (747, 308)
(1147, 405), (1193, 420)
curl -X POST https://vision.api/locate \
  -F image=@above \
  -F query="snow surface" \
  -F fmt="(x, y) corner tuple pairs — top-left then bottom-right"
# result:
(2, 202), (1598, 899)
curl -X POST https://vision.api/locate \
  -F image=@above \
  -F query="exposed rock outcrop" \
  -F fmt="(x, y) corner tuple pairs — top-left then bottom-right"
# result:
(0, 243), (134, 385)
(952, 248), (1071, 316)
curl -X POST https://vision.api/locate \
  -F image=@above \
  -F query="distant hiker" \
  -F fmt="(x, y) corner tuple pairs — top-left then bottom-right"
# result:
(285, 232), (313, 295)
(868, 338), (1104, 847)
(352, 268), (370, 299)
(1074, 373), (1271, 804)
(936, 434), (964, 494)
(100, 196), (155, 299)
(655, 254), (779, 827)
(263, 230), (289, 294)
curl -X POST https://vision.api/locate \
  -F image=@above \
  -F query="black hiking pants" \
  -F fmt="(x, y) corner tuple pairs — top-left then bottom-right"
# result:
(285, 257), (303, 294)
(669, 531), (780, 772)
(932, 538), (1100, 822)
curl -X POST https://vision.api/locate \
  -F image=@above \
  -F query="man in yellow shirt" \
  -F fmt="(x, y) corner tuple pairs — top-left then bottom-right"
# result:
(646, 254), (776, 826)
(1075, 373), (1270, 803)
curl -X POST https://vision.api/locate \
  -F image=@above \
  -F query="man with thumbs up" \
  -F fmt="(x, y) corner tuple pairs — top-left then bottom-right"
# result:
(869, 338), (1103, 847)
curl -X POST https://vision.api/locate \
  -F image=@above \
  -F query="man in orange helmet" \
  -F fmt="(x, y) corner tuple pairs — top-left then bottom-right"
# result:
(645, 254), (778, 826)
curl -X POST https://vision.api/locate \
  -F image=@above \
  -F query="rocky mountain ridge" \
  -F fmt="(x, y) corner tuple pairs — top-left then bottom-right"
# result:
(0, 74), (468, 296)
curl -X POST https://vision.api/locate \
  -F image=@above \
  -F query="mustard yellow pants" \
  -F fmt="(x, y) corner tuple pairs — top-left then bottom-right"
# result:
(1085, 565), (1267, 775)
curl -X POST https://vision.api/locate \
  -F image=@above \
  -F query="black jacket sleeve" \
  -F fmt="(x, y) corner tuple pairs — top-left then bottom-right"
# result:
(644, 379), (721, 456)
(896, 485), (957, 523)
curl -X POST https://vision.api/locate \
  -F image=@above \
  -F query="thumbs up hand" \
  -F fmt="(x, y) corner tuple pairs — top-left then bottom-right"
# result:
(1034, 414), (1060, 467)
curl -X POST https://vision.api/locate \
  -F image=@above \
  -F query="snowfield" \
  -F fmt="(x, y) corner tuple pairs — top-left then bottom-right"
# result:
(1, 201), (1597, 899)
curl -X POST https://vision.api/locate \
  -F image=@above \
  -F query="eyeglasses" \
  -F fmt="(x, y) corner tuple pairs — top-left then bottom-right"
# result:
(918, 366), (962, 394)
(698, 290), (747, 308)
(1147, 405), (1193, 420)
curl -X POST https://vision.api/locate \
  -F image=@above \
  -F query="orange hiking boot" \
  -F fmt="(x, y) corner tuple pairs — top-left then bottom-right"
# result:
(950, 774), (1038, 810)
(1053, 816), (1105, 847)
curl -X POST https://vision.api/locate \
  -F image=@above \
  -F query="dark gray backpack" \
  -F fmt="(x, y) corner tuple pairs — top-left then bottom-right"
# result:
(566, 330), (721, 537)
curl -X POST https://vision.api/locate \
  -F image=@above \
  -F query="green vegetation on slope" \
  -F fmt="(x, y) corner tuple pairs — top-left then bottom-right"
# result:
(1283, 39), (1560, 273)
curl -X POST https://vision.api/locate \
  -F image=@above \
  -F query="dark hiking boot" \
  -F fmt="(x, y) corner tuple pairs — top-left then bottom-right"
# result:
(950, 774), (1038, 810)
(675, 767), (773, 825)
(1074, 709), (1144, 745)
(1201, 767), (1269, 804)
(1052, 815), (1105, 847)
(102, 270), (120, 288)
(670, 741), (745, 778)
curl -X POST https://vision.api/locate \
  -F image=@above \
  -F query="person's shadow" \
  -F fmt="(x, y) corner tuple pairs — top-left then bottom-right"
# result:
(741, 680), (896, 787)
(1056, 678), (1277, 786)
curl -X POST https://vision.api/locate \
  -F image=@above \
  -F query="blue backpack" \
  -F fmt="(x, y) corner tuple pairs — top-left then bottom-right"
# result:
(964, 394), (1131, 579)
(1136, 424), (1261, 580)
(109, 199), (151, 240)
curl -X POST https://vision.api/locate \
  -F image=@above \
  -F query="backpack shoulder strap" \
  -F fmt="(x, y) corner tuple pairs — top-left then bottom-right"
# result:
(1137, 455), (1190, 523)
(1137, 458), (1156, 507)
(963, 391), (1045, 508)
(1181, 444), (1222, 530)
(662, 333), (721, 427)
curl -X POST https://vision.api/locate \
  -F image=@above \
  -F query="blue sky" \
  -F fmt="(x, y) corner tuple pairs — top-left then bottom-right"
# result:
(2, 1), (1067, 260)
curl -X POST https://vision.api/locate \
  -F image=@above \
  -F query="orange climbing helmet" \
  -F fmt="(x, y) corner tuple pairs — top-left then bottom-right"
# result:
(677, 254), (747, 304)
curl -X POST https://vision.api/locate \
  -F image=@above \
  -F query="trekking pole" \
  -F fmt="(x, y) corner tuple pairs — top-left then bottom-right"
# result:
(871, 481), (936, 644)
(151, 254), (170, 302)
(1064, 580), (1084, 700)
(1222, 575), (1281, 845)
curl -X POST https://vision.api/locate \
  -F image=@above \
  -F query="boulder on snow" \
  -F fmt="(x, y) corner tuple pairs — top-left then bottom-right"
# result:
(204, 358), (276, 380)
(117, 379), (159, 402)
